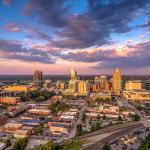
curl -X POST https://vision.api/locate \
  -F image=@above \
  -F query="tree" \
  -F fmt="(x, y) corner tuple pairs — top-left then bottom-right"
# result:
(76, 124), (83, 135)
(130, 114), (140, 121)
(35, 125), (44, 135)
(45, 141), (55, 150)
(81, 113), (86, 122)
(91, 121), (101, 131)
(3, 138), (11, 147)
(34, 141), (57, 150)
(12, 138), (28, 150)
(102, 114), (106, 120)
(102, 143), (111, 150)
(119, 106), (126, 112)
(118, 115), (122, 121)
(95, 121), (101, 130)
(19, 90), (56, 102)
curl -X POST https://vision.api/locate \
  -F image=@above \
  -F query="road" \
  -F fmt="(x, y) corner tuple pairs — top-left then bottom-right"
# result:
(56, 100), (87, 143)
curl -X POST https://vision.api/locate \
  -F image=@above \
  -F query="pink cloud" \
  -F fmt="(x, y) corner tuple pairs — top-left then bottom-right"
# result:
(3, 0), (12, 5)
(5, 23), (20, 32)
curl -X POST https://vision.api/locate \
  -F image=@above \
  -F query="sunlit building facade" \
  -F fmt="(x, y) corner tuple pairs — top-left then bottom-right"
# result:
(99, 76), (108, 89)
(123, 90), (150, 101)
(125, 80), (142, 91)
(112, 68), (122, 96)
(33, 70), (43, 87)
(78, 81), (89, 95)
(69, 68), (78, 93)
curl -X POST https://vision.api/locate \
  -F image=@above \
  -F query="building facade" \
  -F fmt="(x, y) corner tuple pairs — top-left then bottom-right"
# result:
(125, 80), (142, 91)
(33, 70), (43, 87)
(112, 68), (122, 96)
(78, 81), (89, 95)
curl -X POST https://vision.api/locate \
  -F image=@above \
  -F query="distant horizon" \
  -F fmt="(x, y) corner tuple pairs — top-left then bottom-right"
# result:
(0, 74), (150, 76)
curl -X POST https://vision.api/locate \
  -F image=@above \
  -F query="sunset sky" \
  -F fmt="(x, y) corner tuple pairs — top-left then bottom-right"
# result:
(0, 0), (150, 75)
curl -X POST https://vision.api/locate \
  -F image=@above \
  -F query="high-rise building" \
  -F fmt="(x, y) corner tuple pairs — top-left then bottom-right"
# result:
(104, 82), (110, 91)
(92, 84), (100, 92)
(70, 68), (78, 81)
(33, 70), (43, 87)
(125, 80), (142, 91)
(99, 76), (107, 89)
(69, 68), (78, 93)
(94, 76), (99, 83)
(43, 80), (51, 89)
(112, 68), (122, 96)
(78, 81), (89, 95)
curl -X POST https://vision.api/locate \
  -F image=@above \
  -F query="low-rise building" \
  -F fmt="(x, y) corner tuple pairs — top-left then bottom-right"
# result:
(90, 92), (111, 100)
(49, 123), (69, 135)
(4, 85), (30, 92)
(123, 89), (150, 101)
(0, 97), (20, 105)
(14, 126), (33, 138)
(125, 80), (142, 91)
(0, 116), (8, 126)
(0, 122), (22, 133)
(28, 108), (51, 115)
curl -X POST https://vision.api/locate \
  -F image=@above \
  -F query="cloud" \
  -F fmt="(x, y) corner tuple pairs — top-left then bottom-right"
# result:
(52, 14), (109, 49)
(24, 0), (70, 28)
(140, 21), (150, 29)
(139, 35), (145, 39)
(0, 39), (56, 64)
(60, 41), (150, 69)
(23, 0), (150, 49)
(3, 0), (12, 5)
(5, 23), (20, 32)
(25, 27), (52, 41)
(51, 0), (150, 49)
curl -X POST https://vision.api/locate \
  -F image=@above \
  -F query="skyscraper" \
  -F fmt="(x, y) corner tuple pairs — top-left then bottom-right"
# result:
(69, 68), (78, 93)
(33, 70), (43, 87)
(94, 76), (99, 83)
(112, 68), (122, 96)
(78, 81), (89, 95)
(70, 68), (78, 81)
(99, 76), (107, 89)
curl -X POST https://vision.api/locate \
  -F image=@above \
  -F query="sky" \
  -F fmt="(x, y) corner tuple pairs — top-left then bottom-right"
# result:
(0, 0), (150, 75)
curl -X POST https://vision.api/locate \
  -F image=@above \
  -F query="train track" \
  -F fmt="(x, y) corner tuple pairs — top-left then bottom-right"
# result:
(83, 123), (144, 150)
(80, 122), (142, 139)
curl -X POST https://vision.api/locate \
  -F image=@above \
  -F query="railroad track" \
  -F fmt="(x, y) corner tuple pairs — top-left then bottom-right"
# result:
(80, 122), (142, 139)
(83, 123), (144, 150)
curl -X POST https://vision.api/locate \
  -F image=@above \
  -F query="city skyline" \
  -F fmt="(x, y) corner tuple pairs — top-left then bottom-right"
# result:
(0, 0), (150, 75)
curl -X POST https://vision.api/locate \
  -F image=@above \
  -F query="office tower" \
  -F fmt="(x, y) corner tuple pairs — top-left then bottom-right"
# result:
(78, 81), (89, 95)
(112, 68), (122, 96)
(92, 84), (100, 92)
(43, 80), (51, 89)
(125, 80), (142, 91)
(33, 70), (43, 87)
(99, 76), (107, 89)
(104, 82), (110, 91)
(94, 76), (99, 83)
(71, 68), (78, 81)
(69, 68), (78, 93)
